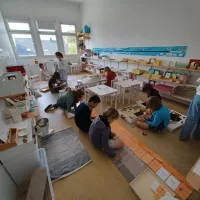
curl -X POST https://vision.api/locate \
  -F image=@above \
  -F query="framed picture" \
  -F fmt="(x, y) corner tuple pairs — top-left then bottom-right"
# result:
(154, 70), (160, 75)
(165, 72), (172, 79)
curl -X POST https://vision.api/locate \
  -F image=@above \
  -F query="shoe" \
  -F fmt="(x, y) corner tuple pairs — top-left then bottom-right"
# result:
(44, 104), (53, 112)
(65, 111), (75, 119)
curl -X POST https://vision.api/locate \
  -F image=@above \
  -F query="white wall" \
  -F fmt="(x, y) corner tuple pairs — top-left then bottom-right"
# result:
(81, 0), (200, 61)
(0, 0), (82, 66)
(0, 10), (16, 73)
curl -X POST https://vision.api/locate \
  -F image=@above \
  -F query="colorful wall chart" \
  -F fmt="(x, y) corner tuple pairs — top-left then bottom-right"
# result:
(92, 46), (188, 57)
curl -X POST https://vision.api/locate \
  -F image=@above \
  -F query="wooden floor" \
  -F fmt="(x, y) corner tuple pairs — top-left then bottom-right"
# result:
(36, 75), (200, 200)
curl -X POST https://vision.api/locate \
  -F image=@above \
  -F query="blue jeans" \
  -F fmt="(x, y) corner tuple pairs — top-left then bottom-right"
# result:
(180, 94), (200, 140)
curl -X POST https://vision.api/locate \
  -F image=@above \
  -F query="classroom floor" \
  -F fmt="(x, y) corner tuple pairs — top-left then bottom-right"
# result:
(36, 74), (200, 200)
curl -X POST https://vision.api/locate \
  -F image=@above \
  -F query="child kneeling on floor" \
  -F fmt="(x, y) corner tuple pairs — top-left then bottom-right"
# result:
(44, 89), (84, 115)
(136, 96), (170, 132)
(89, 107), (124, 161)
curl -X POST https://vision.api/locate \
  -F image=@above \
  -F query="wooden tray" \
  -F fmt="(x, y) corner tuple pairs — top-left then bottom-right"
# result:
(0, 128), (18, 151)
(130, 168), (175, 200)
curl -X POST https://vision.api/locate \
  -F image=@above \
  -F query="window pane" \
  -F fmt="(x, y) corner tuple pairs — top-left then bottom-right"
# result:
(8, 22), (30, 31)
(12, 34), (36, 56)
(36, 20), (55, 32)
(40, 35), (58, 55)
(61, 24), (75, 33)
(63, 36), (77, 55)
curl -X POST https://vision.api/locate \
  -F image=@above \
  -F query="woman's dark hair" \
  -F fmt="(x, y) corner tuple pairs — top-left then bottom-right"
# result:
(146, 96), (162, 111)
(39, 63), (43, 68)
(89, 95), (101, 103)
(52, 72), (61, 80)
(55, 52), (63, 58)
(142, 83), (153, 93)
(104, 66), (111, 72)
(73, 89), (84, 104)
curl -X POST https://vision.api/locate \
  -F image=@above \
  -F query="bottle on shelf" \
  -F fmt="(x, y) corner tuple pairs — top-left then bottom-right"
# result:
(34, 59), (38, 64)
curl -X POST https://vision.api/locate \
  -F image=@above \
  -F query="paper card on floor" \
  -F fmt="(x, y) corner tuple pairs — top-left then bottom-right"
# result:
(156, 167), (171, 181)
(166, 175), (181, 191)
(193, 160), (200, 176)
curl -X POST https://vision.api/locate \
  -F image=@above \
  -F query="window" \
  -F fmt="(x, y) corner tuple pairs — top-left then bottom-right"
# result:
(8, 22), (30, 31)
(63, 36), (77, 55)
(36, 20), (58, 55)
(40, 35), (58, 56)
(12, 34), (36, 56)
(61, 24), (75, 33)
(61, 24), (77, 55)
(7, 20), (36, 57)
(36, 20), (55, 32)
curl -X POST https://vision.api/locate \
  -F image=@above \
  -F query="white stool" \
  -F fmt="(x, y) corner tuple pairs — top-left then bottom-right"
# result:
(70, 63), (80, 74)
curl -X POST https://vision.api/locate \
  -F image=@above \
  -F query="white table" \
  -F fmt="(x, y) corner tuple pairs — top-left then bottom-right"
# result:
(115, 80), (142, 104)
(87, 85), (118, 113)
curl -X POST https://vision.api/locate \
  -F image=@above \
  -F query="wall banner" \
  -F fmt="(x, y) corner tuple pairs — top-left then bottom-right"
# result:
(92, 46), (188, 57)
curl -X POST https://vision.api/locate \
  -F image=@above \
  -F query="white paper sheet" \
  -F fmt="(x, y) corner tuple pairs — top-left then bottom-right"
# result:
(165, 175), (180, 191)
(156, 167), (171, 181)
(193, 160), (200, 176)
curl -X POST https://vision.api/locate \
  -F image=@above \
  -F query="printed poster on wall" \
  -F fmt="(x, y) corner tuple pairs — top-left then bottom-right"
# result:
(92, 46), (188, 57)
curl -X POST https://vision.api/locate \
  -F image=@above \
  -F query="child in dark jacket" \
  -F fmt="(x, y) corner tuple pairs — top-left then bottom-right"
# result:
(136, 96), (170, 132)
(142, 83), (161, 100)
(89, 108), (124, 160)
(75, 95), (101, 132)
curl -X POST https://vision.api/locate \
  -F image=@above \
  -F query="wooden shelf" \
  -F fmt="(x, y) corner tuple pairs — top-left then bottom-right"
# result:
(82, 57), (200, 73)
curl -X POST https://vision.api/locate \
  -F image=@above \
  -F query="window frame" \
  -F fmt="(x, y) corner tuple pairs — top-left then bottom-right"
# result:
(6, 19), (38, 58)
(35, 20), (59, 57)
(60, 23), (78, 56)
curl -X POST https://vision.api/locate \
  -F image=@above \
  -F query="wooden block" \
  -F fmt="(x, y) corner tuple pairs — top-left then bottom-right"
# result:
(175, 183), (192, 200)
(40, 87), (49, 92)
(122, 136), (134, 147)
(129, 143), (140, 153)
(149, 159), (162, 172)
(141, 153), (154, 164)
(135, 148), (147, 158)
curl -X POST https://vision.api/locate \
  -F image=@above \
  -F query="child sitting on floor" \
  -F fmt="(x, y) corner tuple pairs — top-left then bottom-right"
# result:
(75, 95), (101, 132)
(48, 72), (66, 93)
(39, 63), (51, 81)
(89, 107), (124, 161)
(136, 96), (170, 132)
(142, 83), (161, 100)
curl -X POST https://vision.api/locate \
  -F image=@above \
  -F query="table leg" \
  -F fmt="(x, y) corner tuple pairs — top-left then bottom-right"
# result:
(123, 88), (125, 104)
(115, 93), (117, 109)
(100, 97), (103, 114)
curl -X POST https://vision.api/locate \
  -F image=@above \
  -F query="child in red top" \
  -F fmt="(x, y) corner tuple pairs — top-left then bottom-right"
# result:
(104, 67), (116, 87)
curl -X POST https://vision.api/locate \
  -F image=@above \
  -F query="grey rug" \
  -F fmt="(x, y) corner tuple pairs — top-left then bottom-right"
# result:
(41, 127), (92, 181)
(113, 145), (147, 183)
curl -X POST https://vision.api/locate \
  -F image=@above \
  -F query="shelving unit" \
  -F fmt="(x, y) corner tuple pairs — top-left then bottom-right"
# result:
(81, 57), (199, 104)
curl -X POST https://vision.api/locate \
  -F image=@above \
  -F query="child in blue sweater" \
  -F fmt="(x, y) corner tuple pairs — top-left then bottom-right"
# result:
(75, 95), (101, 132)
(136, 96), (170, 132)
